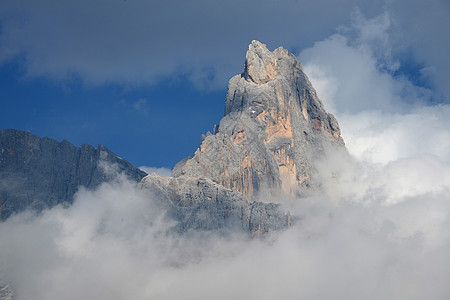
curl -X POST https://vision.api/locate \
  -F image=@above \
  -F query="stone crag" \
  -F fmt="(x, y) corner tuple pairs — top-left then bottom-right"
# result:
(0, 129), (147, 219)
(141, 174), (291, 235)
(171, 40), (343, 199)
(140, 40), (344, 234)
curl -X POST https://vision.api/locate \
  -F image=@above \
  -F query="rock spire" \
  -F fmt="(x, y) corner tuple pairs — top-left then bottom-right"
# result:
(171, 40), (344, 198)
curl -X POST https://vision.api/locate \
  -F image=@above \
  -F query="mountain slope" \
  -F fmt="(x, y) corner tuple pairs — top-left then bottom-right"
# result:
(140, 40), (345, 234)
(0, 129), (147, 219)
(172, 40), (344, 198)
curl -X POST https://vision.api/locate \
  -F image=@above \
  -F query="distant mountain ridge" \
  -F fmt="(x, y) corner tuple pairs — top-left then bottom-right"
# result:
(0, 129), (146, 219)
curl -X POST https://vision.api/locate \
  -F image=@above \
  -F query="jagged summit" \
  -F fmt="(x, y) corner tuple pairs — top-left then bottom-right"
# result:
(171, 40), (344, 198)
(243, 40), (279, 85)
(139, 40), (344, 234)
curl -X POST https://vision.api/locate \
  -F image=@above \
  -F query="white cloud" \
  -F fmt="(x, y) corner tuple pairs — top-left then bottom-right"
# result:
(132, 98), (149, 114)
(299, 11), (450, 165)
(1, 163), (450, 299)
(339, 106), (450, 165)
(300, 29), (427, 113)
(139, 166), (172, 177)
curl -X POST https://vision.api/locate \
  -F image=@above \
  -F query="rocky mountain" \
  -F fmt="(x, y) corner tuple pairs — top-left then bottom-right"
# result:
(0, 41), (344, 235)
(0, 129), (147, 219)
(140, 40), (344, 234)
(172, 40), (343, 197)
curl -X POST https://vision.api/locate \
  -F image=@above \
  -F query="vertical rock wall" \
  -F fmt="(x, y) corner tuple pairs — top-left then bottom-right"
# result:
(0, 129), (147, 219)
(172, 40), (344, 199)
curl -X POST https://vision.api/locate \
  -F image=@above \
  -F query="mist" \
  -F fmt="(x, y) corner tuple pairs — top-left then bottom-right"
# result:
(2, 149), (450, 299)
(1, 11), (450, 300)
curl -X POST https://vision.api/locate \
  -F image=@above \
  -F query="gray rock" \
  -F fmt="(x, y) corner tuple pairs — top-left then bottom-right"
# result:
(0, 129), (147, 219)
(172, 40), (344, 199)
(243, 40), (278, 84)
(140, 40), (345, 234)
(139, 174), (291, 236)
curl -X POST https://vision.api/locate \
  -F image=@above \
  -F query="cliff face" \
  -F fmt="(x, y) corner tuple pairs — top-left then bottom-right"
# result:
(172, 40), (344, 199)
(0, 129), (147, 219)
(140, 40), (344, 234)
(140, 174), (291, 235)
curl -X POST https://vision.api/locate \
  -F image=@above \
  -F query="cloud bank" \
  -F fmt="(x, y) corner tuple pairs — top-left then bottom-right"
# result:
(1, 8), (450, 300)
(1, 153), (450, 299)
(300, 11), (450, 165)
(0, 0), (448, 97)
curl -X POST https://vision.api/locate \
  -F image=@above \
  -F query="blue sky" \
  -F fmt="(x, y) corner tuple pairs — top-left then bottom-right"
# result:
(0, 0), (449, 169)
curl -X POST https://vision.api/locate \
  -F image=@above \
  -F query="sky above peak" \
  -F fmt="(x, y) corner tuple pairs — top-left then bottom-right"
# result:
(0, 0), (449, 169)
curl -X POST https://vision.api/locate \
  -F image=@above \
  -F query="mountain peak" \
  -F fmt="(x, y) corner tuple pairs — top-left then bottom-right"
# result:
(171, 41), (344, 199)
(244, 40), (278, 84)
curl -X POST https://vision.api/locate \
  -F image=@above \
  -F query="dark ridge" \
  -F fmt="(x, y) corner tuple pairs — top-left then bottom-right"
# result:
(0, 129), (147, 220)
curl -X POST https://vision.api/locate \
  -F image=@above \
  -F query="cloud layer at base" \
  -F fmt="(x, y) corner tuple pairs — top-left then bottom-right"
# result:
(1, 152), (450, 299)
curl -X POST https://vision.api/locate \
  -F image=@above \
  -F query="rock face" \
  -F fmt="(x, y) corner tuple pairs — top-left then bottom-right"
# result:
(0, 129), (147, 219)
(141, 174), (291, 234)
(140, 40), (344, 234)
(172, 40), (343, 199)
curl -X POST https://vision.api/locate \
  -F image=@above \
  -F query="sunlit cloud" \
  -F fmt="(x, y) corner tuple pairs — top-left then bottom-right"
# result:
(139, 166), (172, 177)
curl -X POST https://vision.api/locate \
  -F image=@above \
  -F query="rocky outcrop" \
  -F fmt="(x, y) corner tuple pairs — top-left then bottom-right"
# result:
(140, 174), (291, 235)
(0, 129), (147, 219)
(172, 40), (344, 199)
(140, 40), (344, 234)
